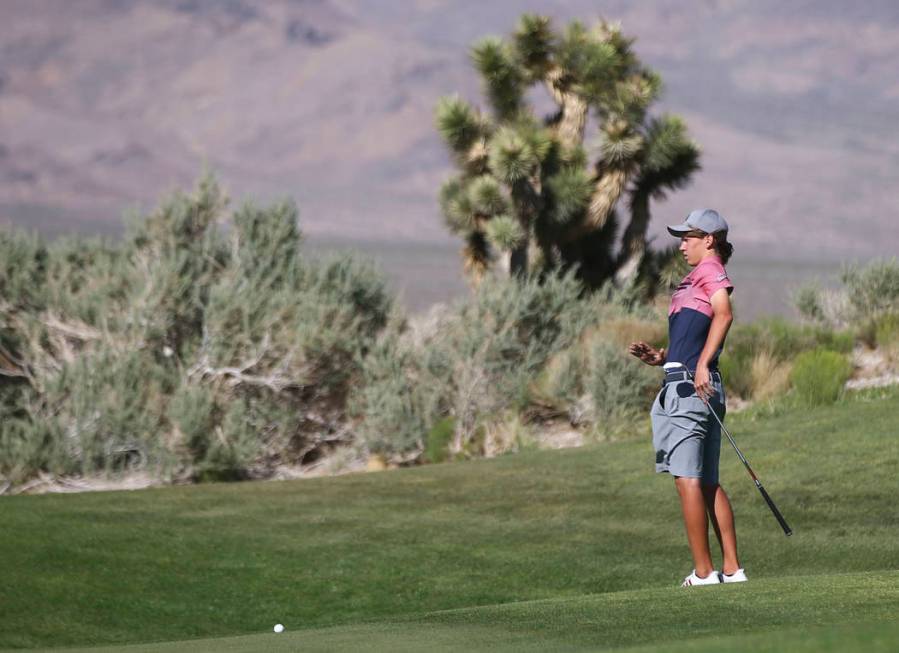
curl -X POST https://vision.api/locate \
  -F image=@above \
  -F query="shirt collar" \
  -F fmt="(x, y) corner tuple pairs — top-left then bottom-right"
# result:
(695, 254), (723, 268)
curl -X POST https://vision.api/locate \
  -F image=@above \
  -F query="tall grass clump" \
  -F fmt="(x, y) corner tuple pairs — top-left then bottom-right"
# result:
(0, 175), (394, 488)
(873, 312), (899, 351)
(790, 349), (853, 406)
(719, 317), (853, 401)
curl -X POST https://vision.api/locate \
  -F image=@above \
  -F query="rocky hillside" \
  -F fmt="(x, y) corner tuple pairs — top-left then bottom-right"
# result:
(1, 0), (897, 258)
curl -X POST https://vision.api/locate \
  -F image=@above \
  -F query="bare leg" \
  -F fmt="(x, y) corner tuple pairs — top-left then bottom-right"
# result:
(674, 476), (714, 578)
(702, 483), (741, 574)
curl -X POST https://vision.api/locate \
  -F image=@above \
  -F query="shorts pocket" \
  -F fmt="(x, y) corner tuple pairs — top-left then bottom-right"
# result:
(675, 382), (695, 399)
(657, 384), (669, 410)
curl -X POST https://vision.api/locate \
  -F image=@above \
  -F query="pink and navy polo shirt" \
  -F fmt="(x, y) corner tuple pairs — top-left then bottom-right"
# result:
(667, 255), (734, 371)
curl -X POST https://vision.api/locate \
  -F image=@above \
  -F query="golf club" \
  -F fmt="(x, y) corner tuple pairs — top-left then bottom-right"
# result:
(690, 371), (793, 537)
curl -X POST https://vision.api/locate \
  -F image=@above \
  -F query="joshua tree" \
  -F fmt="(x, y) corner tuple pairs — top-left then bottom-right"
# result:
(436, 14), (700, 290)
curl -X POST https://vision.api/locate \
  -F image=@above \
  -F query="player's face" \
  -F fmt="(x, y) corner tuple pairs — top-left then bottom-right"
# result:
(679, 232), (713, 266)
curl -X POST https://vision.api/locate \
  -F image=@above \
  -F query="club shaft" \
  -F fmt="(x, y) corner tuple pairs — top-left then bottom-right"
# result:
(705, 398), (793, 537)
(684, 369), (793, 537)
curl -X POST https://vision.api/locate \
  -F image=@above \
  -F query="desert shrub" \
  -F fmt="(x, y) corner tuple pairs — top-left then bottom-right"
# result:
(855, 311), (899, 350)
(874, 312), (899, 349)
(42, 237), (129, 329)
(586, 339), (658, 427)
(0, 419), (51, 487)
(193, 398), (263, 482)
(353, 327), (438, 463)
(20, 348), (178, 479)
(426, 272), (598, 450)
(794, 284), (825, 323)
(719, 318), (852, 400)
(530, 349), (583, 412)
(355, 275), (660, 462)
(184, 199), (393, 476)
(718, 348), (753, 400)
(790, 349), (852, 406)
(529, 317), (660, 426)
(842, 259), (899, 317)
(424, 417), (456, 464)
(124, 176), (229, 356)
(355, 272), (617, 462)
(795, 259), (899, 333)
(168, 383), (217, 464)
(0, 175), (395, 488)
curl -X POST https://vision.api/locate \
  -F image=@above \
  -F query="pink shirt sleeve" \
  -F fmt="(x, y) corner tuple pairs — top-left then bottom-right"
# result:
(694, 260), (733, 299)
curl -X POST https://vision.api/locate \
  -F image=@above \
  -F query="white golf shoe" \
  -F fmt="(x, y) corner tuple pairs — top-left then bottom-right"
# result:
(681, 569), (722, 587)
(721, 568), (748, 583)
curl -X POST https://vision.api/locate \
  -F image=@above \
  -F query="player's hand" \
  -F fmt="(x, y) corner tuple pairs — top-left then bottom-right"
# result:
(693, 364), (712, 402)
(628, 341), (665, 366)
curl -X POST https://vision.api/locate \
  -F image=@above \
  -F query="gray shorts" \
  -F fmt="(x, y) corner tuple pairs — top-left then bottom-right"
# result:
(650, 374), (726, 485)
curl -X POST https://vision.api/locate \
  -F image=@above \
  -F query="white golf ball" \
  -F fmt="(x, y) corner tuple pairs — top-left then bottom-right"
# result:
(274, 623), (284, 633)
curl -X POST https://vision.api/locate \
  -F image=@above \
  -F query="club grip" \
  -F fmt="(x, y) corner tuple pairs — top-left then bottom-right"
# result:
(757, 481), (792, 536)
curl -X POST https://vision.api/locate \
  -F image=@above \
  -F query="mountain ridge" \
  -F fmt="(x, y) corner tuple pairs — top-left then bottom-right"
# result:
(1, 0), (897, 259)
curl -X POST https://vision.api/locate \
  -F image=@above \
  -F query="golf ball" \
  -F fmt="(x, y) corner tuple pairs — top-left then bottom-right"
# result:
(274, 623), (284, 633)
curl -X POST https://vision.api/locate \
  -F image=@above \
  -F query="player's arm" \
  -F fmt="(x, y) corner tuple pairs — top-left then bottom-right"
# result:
(694, 288), (733, 399)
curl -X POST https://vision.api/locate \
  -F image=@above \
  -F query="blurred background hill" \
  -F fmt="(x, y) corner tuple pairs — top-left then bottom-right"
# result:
(1, 0), (897, 316)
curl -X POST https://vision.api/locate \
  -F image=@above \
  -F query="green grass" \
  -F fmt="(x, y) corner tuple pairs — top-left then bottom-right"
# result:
(19, 572), (899, 652)
(1, 388), (897, 651)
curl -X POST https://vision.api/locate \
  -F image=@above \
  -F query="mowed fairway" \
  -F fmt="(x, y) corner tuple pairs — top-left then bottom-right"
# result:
(2, 389), (897, 652)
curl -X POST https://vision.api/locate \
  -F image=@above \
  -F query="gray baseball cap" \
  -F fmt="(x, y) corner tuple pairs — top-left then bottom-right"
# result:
(667, 209), (729, 237)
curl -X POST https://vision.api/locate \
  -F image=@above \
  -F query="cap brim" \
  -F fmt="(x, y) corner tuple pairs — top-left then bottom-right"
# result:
(666, 223), (691, 237)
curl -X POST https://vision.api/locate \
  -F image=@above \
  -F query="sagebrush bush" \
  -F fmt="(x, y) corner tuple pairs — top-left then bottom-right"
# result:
(796, 259), (899, 333)
(874, 312), (899, 349)
(790, 349), (853, 406)
(842, 259), (899, 317)
(0, 175), (395, 488)
(855, 311), (899, 350)
(431, 272), (600, 449)
(353, 325), (438, 463)
(0, 348), (178, 482)
(354, 272), (636, 462)
(586, 339), (658, 427)
(530, 349), (583, 412)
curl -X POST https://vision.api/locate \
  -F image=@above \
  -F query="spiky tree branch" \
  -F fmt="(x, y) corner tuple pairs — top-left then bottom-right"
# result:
(616, 115), (700, 284)
(436, 13), (700, 293)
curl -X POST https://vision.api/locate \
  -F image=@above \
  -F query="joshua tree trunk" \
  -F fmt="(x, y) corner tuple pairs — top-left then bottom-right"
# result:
(507, 176), (542, 277)
(509, 245), (528, 277)
(615, 190), (650, 285)
(560, 167), (630, 244)
(463, 232), (490, 286)
(587, 168), (630, 231)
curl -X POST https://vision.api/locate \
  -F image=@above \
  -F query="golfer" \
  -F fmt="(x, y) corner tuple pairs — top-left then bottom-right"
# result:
(628, 209), (746, 587)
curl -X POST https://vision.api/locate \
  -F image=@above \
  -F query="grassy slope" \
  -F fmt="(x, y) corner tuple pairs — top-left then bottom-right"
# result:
(32, 572), (899, 652)
(1, 388), (897, 651)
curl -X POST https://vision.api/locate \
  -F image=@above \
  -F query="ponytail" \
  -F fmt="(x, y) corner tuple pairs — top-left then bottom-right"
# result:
(713, 232), (733, 264)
